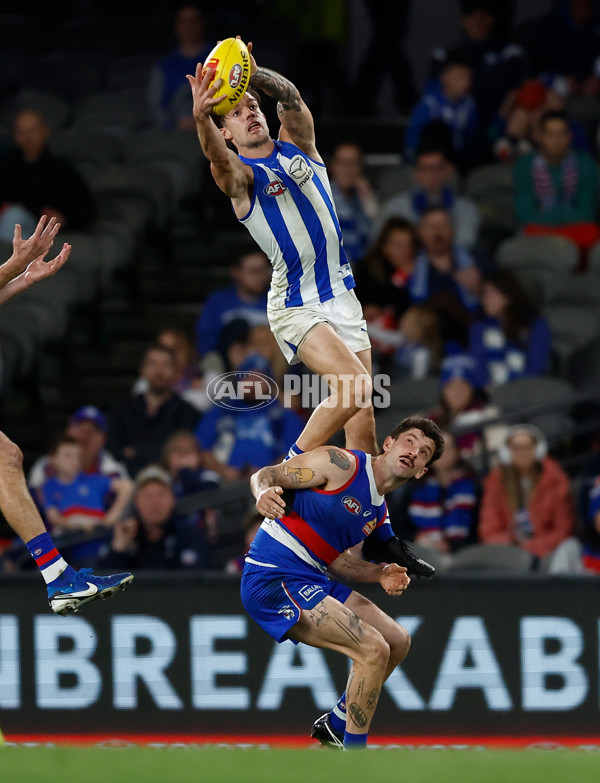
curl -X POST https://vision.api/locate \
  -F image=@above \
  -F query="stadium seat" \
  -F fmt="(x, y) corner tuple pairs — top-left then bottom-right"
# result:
(448, 543), (533, 573)
(74, 90), (151, 133)
(496, 235), (579, 274)
(490, 376), (577, 420)
(105, 54), (156, 92)
(92, 163), (176, 226)
(51, 127), (129, 170)
(22, 53), (107, 104)
(465, 163), (514, 204)
(375, 166), (415, 202)
(126, 129), (203, 197)
(10, 89), (71, 130)
(543, 274), (600, 309)
(545, 304), (600, 377)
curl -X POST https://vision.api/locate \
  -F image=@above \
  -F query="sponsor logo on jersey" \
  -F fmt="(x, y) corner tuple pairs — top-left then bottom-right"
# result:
(342, 496), (362, 515)
(264, 180), (287, 196)
(229, 63), (243, 88)
(288, 155), (314, 188)
(362, 518), (378, 536)
(298, 584), (324, 602)
(363, 508), (373, 517)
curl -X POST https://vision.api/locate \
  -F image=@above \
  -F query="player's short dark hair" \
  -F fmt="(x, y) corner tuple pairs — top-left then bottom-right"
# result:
(539, 109), (570, 130)
(212, 90), (261, 128)
(388, 416), (445, 466)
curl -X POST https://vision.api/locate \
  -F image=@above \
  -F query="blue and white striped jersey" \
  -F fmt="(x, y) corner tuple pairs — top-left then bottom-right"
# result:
(238, 140), (355, 309)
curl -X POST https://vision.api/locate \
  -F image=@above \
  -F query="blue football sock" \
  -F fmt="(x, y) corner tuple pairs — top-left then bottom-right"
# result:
(27, 532), (76, 585)
(343, 730), (368, 751)
(329, 690), (347, 733)
(285, 442), (305, 461)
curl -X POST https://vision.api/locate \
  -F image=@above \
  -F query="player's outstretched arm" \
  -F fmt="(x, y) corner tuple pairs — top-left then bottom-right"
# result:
(250, 446), (356, 519)
(187, 63), (250, 200)
(0, 241), (71, 306)
(0, 216), (61, 291)
(248, 44), (318, 160)
(328, 552), (410, 596)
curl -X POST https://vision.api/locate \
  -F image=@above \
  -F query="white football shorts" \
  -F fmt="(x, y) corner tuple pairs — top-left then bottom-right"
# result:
(267, 288), (371, 365)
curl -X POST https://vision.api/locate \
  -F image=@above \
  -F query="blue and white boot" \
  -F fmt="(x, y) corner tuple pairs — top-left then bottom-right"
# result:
(48, 568), (134, 616)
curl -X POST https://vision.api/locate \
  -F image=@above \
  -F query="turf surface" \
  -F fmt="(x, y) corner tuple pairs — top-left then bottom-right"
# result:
(2, 747), (600, 783)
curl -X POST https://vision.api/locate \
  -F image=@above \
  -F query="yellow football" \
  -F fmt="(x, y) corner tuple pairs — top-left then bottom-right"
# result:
(202, 37), (251, 116)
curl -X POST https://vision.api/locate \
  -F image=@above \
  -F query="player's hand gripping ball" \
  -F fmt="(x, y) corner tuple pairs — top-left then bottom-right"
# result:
(202, 37), (251, 116)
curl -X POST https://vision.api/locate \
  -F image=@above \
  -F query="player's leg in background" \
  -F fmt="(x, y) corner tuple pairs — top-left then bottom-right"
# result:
(318, 591), (411, 741)
(343, 348), (377, 455)
(0, 430), (133, 614)
(287, 594), (390, 750)
(0, 430), (76, 582)
(291, 324), (373, 455)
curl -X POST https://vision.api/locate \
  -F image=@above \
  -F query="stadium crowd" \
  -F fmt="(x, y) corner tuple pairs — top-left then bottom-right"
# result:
(0, 0), (600, 576)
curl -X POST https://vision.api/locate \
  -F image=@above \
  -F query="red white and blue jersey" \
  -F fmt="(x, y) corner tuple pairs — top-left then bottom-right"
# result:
(246, 450), (394, 574)
(40, 472), (112, 522)
(238, 140), (355, 309)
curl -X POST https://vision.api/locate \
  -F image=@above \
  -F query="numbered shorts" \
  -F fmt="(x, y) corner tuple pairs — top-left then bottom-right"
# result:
(241, 561), (352, 643)
(267, 289), (371, 365)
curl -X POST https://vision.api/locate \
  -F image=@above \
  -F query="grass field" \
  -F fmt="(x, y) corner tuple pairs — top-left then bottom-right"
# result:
(2, 747), (600, 783)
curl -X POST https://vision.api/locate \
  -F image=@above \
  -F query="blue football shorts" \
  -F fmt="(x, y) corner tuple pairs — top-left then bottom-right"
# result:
(241, 561), (353, 643)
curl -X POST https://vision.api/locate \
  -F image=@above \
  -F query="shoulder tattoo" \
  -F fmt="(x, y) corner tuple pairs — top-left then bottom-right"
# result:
(327, 448), (351, 470)
(281, 465), (315, 485)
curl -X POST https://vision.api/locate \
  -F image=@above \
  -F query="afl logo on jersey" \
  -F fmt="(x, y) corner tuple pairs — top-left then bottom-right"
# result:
(264, 180), (287, 196)
(342, 496), (362, 515)
(289, 155), (313, 188)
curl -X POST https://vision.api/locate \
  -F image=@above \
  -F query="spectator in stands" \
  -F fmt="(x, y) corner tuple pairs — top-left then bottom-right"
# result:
(148, 3), (212, 130)
(134, 326), (213, 412)
(491, 79), (591, 163)
(108, 344), (201, 476)
(429, 0), (525, 138)
(328, 142), (378, 264)
(162, 429), (219, 495)
(468, 270), (552, 388)
(405, 51), (479, 170)
(477, 424), (581, 573)
(411, 207), (481, 346)
(354, 218), (418, 362)
(38, 435), (133, 565)
(99, 465), (212, 570)
(196, 353), (304, 478)
(583, 475), (600, 572)
(225, 508), (263, 575)
(29, 405), (129, 490)
(514, 110), (600, 257)
(0, 109), (96, 242)
(373, 145), (481, 248)
(517, 0), (600, 99)
(428, 354), (499, 467)
(195, 250), (270, 357)
(403, 429), (478, 571)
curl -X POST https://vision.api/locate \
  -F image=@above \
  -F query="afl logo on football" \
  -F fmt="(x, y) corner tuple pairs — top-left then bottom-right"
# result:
(342, 496), (362, 515)
(264, 180), (287, 196)
(229, 63), (243, 89)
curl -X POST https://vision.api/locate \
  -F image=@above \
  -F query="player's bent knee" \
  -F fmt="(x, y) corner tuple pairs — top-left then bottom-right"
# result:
(360, 627), (391, 670)
(389, 627), (411, 665)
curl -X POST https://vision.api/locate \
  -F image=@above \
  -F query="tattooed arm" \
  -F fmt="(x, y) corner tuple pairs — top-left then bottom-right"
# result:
(250, 446), (357, 519)
(328, 551), (411, 595)
(249, 65), (319, 159)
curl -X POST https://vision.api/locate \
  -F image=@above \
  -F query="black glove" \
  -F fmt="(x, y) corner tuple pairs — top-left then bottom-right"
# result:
(362, 535), (435, 579)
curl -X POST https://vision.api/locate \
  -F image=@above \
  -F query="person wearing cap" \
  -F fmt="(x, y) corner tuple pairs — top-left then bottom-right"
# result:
(29, 404), (129, 490)
(98, 464), (212, 571)
(474, 424), (581, 573)
(107, 344), (201, 477)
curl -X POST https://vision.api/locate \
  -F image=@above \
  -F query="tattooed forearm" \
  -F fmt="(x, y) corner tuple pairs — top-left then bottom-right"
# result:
(250, 67), (301, 112)
(327, 448), (350, 470)
(348, 702), (368, 729)
(281, 465), (315, 485)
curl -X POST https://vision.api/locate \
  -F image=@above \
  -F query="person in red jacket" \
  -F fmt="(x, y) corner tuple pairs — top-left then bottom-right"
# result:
(477, 424), (581, 573)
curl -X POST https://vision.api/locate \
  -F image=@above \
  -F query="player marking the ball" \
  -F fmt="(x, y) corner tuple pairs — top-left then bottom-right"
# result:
(188, 38), (377, 458)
